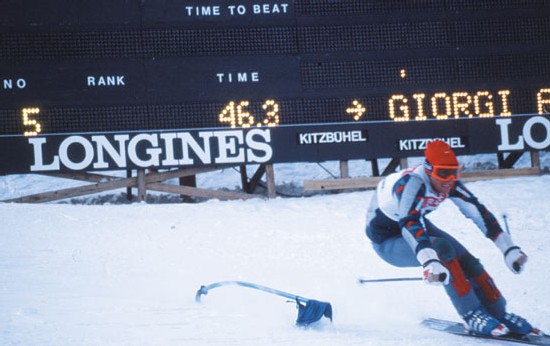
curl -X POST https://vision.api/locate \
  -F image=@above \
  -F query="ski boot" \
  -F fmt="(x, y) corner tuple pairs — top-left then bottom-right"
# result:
(501, 312), (543, 336)
(463, 306), (509, 336)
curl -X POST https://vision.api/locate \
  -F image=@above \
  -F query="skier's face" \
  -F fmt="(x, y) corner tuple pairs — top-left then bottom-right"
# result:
(429, 174), (455, 194)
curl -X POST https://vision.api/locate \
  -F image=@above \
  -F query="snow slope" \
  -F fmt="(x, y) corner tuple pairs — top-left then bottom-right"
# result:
(1, 159), (550, 345)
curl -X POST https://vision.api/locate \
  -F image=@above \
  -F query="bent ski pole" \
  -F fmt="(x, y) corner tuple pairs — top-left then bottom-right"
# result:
(195, 280), (309, 303)
(194, 280), (333, 327)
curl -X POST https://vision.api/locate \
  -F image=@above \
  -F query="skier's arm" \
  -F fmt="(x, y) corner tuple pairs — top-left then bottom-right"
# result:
(449, 181), (527, 274)
(395, 174), (430, 253)
(449, 180), (503, 240)
(395, 175), (449, 284)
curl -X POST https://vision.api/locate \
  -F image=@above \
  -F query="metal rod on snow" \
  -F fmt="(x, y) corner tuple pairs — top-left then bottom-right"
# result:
(195, 280), (310, 304)
(358, 277), (423, 284)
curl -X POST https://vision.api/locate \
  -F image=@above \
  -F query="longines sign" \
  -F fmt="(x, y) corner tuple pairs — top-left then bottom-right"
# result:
(28, 129), (274, 171)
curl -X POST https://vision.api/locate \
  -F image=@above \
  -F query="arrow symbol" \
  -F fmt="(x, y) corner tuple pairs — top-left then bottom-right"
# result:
(346, 100), (366, 120)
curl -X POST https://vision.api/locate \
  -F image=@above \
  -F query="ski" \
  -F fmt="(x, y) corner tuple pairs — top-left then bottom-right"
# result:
(422, 318), (550, 345)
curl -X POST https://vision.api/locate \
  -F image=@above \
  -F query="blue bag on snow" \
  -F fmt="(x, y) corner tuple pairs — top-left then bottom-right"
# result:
(296, 299), (333, 327)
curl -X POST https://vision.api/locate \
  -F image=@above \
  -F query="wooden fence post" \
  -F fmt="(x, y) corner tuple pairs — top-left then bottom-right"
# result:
(265, 164), (276, 198)
(137, 169), (146, 202)
(340, 160), (349, 178)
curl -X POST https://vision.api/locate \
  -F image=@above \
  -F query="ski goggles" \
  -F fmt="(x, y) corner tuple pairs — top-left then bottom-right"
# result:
(430, 165), (461, 182)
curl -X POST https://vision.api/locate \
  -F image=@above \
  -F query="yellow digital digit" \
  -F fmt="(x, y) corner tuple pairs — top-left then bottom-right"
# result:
(22, 107), (42, 136)
(219, 101), (256, 128)
(236, 101), (254, 128)
(261, 99), (280, 127)
(219, 101), (237, 128)
(537, 88), (550, 114)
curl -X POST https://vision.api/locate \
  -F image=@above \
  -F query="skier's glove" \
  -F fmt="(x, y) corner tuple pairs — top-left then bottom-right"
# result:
(504, 247), (528, 274)
(495, 232), (528, 274)
(417, 248), (450, 285)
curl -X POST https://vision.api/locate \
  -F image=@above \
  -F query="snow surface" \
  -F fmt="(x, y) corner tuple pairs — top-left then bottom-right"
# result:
(1, 156), (550, 345)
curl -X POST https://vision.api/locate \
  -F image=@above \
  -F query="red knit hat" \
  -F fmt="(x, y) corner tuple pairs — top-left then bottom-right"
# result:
(424, 140), (458, 166)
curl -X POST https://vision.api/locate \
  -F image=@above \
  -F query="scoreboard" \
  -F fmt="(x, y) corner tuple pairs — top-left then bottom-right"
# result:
(1, 1), (549, 174)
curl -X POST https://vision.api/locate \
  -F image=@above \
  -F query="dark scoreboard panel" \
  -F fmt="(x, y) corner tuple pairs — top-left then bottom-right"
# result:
(1, 0), (549, 173)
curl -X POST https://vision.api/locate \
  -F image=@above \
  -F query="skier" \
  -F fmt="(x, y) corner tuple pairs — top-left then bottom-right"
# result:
(365, 140), (540, 336)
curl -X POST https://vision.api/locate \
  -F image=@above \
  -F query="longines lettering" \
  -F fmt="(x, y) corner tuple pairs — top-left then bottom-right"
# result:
(28, 129), (273, 171)
(497, 116), (550, 151)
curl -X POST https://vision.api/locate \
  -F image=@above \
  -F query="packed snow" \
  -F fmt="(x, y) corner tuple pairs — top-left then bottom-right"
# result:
(1, 155), (549, 346)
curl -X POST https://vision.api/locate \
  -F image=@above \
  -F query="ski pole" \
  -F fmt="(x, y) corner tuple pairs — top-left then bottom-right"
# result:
(358, 274), (448, 284)
(503, 213), (511, 235)
(358, 277), (423, 284)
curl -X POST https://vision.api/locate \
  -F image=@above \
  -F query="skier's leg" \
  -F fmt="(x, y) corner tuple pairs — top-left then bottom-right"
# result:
(459, 254), (505, 317)
(371, 218), (488, 314)
(430, 236), (508, 335)
(430, 237), (479, 315)
(370, 235), (419, 268)
(423, 220), (480, 313)
(372, 218), (483, 316)
(425, 220), (536, 335)
(421, 220), (511, 335)
(460, 254), (537, 335)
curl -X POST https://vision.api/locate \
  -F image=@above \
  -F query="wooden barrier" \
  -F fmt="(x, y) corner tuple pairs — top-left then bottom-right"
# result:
(3, 166), (262, 203)
(304, 152), (542, 192)
(1, 152), (543, 203)
(303, 167), (541, 191)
